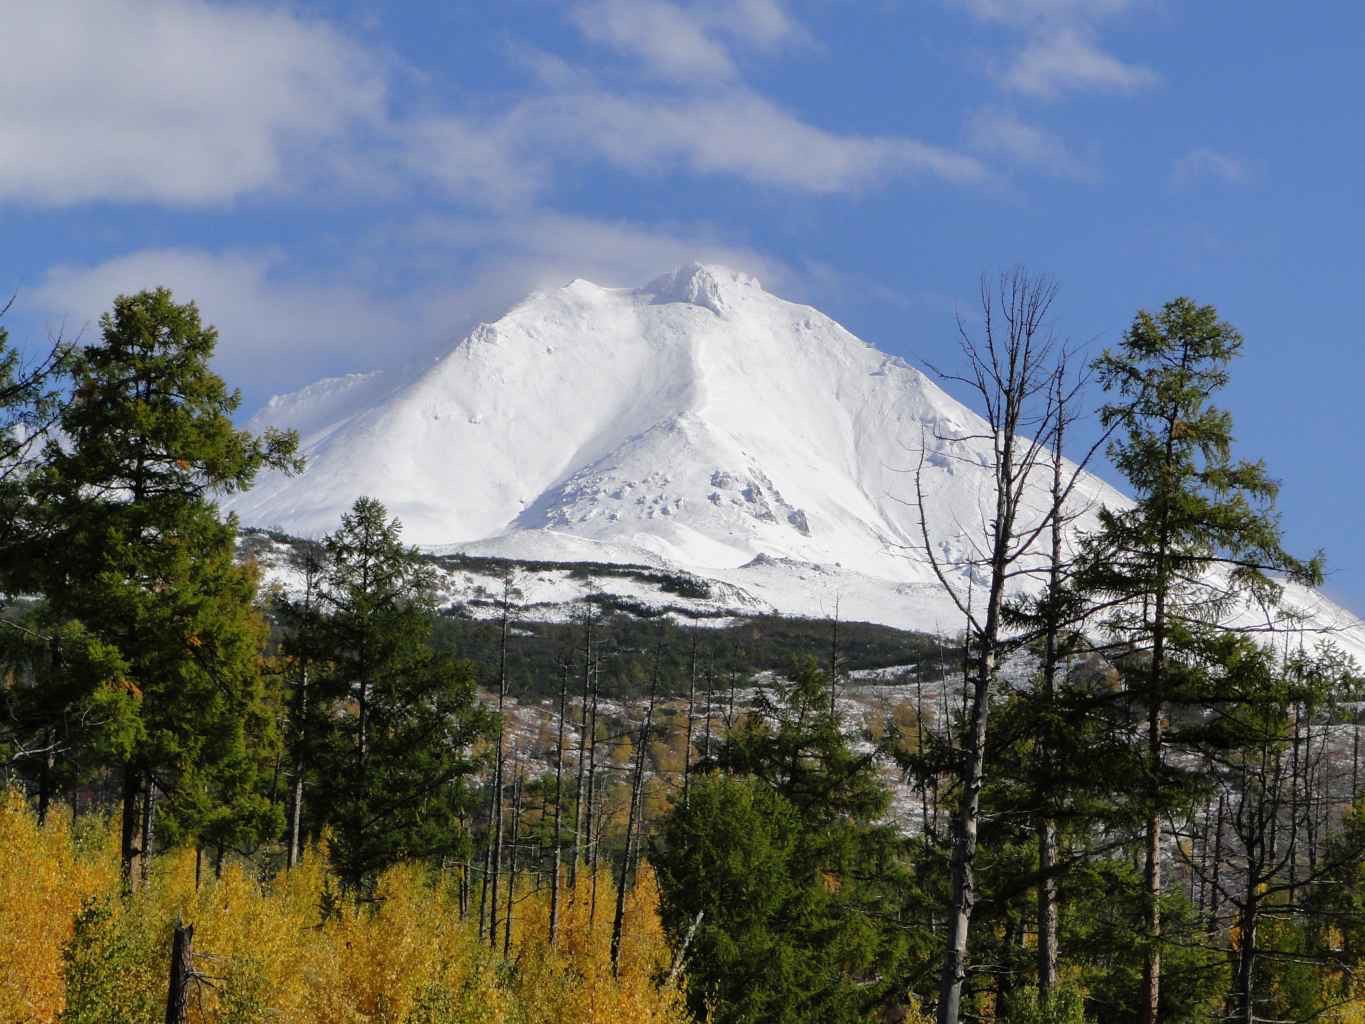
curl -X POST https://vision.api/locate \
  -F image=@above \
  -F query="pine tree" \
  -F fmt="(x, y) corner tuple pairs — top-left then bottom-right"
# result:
(20, 288), (300, 886)
(306, 496), (495, 897)
(0, 302), (79, 796)
(657, 656), (917, 1024)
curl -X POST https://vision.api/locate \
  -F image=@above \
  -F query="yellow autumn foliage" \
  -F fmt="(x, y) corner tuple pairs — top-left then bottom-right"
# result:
(0, 789), (693, 1024)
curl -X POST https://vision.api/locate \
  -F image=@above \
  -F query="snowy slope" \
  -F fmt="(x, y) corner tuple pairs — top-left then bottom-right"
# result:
(226, 264), (1363, 651)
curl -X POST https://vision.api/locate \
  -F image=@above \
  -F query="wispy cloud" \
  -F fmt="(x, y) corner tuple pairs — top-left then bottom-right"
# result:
(956, 0), (1134, 27)
(520, 89), (988, 192)
(33, 249), (410, 396)
(955, 0), (1158, 100)
(571, 0), (739, 81)
(966, 109), (1098, 181)
(6, 0), (982, 209)
(1004, 27), (1158, 98)
(1, 0), (384, 206)
(1170, 147), (1254, 188)
(569, 0), (809, 82)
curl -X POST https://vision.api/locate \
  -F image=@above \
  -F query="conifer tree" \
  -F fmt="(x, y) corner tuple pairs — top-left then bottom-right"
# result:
(0, 303), (80, 794)
(657, 656), (916, 1024)
(1082, 297), (1322, 1024)
(305, 496), (495, 897)
(20, 288), (301, 886)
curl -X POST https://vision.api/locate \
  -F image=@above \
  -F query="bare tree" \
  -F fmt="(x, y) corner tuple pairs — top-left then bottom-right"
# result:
(912, 270), (1079, 1024)
(612, 628), (662, 976)
(569, 601), (596, 893)
(486, 571), (518, 948)
(549, 649), (570, 944)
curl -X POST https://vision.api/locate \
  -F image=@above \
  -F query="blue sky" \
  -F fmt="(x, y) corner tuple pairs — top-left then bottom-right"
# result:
(4, 0), (1364, 611)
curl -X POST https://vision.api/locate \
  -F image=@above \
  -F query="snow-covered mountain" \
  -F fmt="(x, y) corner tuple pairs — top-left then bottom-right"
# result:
(226, 264), (1363, 650)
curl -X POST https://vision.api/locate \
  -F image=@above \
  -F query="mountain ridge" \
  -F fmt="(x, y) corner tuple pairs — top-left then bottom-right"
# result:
(225, 264), (1363, 653)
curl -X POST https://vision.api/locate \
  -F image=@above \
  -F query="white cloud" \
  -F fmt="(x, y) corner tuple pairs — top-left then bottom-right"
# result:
(1, 0), (385, 206)
(966, 109), (1098, 181)
(33, 249), (406, 398)
(521, 88), (988, 192)
(724, 0), (809, 49)
(957, 0), (1134, 26)
(403, 82), (986, 202)
(1003, 27), (1158, 97)
(403, 116), (548, 209)
(1170, 148), (1253, 188)
(955, 0), (1157, 100)
(412, 212), (792, 297)
(571, 0), (740, 81)
(569, 0), (808, 82)
(30, 219), (797, 412)
(4, 0), (979, 209)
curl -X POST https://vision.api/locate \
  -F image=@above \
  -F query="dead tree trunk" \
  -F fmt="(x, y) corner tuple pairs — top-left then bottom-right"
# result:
(612, 632), (661, 976)
(487, 575), (514, 949)
(683, 630), (698, 808)
(286, 544), (320, 871)
(140, 775), (156, 884)
(585, 647), (601, 882)
(503, 763), (523, 959)
(1036, 361), (1071, 1004)
(550, 655), (569, 944)
(921, 271), (1068, 1024)
(569, 603), (594, 893)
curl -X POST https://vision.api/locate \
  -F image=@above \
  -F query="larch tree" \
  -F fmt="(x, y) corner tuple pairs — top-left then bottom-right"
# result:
(1082, 297), (1322, 1024)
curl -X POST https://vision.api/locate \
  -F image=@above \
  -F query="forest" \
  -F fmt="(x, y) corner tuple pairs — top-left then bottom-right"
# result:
(3, 280), (1365, 1024)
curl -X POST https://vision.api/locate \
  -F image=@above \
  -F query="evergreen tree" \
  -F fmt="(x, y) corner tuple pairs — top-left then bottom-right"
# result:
(303, 496), (495, 896)
(19, 288), (300, 885)
(1082, 297), (1321, 1023)
(0, 302), (79, 798)
(656, 656), (918, 1024)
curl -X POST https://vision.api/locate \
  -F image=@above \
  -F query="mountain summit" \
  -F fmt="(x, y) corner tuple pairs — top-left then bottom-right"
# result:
(226, 266), (1360, 643)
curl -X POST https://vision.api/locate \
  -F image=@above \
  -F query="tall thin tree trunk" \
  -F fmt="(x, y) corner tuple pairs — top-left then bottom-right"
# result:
(937, 635), (997, 1024)
(459, 858), (469, 920)
(1037, 372), (1066, 1003)
(1289, 700), (1301, 903)
(585, 650), (601, 881)
(612, 633), (660, 977)
(488, 581), (512, 949)
(683, 630), (697, 808)
(287, 660), (307, 870)
(917, 670), (932, 842)
(140, 775), (156, 884)
(1210, 791), (1225, 929)
(703, 647), (714, 763)
(569, 605), (593, 893)
(1353, 717), (1360, 804)
(121, 763), (141, 892)
(1235, 887), (1258, 1024)
(589, 780), (604, 926)
(37, 726), (53, 827)
(287, 552), (320, 871)
(503, 765), (523, 959)
(550, 657), (569, 945)
(485, 808), (496, 939)
(830, 599), (840, 716)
